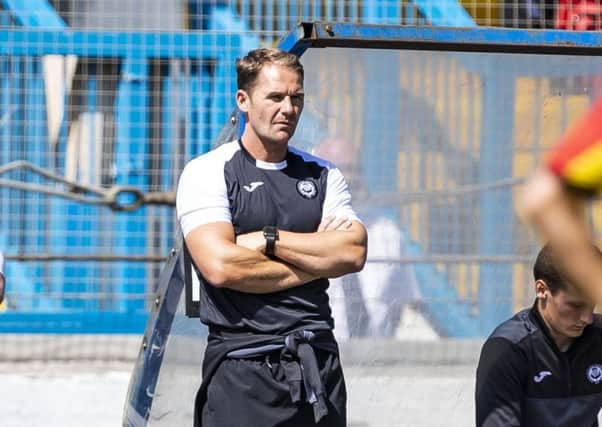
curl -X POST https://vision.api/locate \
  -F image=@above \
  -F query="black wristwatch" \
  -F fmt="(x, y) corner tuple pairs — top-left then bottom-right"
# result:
(263, 226), (279, 257)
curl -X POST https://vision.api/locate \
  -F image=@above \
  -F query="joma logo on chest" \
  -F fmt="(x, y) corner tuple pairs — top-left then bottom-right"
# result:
(243, 182), (264, 192)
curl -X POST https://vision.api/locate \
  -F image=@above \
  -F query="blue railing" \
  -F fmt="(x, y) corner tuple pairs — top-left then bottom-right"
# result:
(10, 2), (601, 338)
(0, 29), (240, 332)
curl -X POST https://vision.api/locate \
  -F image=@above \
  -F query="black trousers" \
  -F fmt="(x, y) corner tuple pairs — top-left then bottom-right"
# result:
(201, 349), (347, 427)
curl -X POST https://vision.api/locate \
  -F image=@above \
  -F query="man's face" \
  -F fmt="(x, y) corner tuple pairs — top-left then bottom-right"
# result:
(237, 63), (304, 147)
(539, 281), (595, 340)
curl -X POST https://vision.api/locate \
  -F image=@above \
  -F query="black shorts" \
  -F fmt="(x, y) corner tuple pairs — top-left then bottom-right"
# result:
(201, 349), (346, 427)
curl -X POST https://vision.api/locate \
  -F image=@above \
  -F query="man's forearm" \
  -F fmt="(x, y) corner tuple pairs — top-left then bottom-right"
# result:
(216, 250), (318, 293)
(274, 223), (367, 278)
(516, 169), (602, 302)
(186, 230), (318, 294)
(529, 201), (602, 302)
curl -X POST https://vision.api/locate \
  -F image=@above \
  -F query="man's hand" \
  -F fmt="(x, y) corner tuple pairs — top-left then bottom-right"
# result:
(231, 214), (365, 281)
(236, 216), (353, 254)
(236, 231), (265, 253)
(318, 215), (353, 232)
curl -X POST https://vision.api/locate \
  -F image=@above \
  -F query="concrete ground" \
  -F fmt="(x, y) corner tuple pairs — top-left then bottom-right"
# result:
(2, 335), (599, 427)
(0, 333), (480, 427)
(0, 361), (474, 427)
(0, 361), (132, 427)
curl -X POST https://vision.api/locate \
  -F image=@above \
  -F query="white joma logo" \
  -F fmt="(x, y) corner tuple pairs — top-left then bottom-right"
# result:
(533, 371), (552, 383)
(243, 181), (264, 192)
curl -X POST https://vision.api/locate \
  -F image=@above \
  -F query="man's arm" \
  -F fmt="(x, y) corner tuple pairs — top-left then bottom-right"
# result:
(259, 163), (368, 278)
(185, 221), (318, 294)
(178, 150), (320, 294)
(475, 337), (524, 427)
(274, 221), (367, 278)
(234, 216), (367, 279)
(516, 168), (602, 303)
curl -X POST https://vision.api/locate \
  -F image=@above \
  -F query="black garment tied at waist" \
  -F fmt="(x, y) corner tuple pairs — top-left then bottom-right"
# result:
(194, 328), (339, 427)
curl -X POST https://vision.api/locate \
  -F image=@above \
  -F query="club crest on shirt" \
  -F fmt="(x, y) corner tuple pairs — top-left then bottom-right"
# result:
(296, 179), (318, 199)
(587, 364), (602, 384)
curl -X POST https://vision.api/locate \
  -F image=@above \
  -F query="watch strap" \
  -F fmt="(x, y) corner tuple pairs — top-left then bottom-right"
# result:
(263, 226), (278, 257)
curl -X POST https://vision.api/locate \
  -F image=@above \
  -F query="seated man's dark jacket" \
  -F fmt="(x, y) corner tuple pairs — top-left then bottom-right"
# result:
(476, 303), (602, 427)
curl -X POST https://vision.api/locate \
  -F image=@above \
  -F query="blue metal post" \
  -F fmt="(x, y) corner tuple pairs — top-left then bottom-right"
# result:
(63, 63), (101, 312)
(477, 61), (515, 336)
(9, 59), (38, 311)
(113, 57), (149, 314)
(23, 57), (54, 310)
(360, 52), (400, 198)
(0, 0), (66, 27)
(211, 52), (238, 146)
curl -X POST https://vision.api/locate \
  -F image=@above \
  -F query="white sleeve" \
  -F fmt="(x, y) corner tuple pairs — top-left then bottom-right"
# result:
(322, 167), (361, 222)
(176, 153), (231, 237)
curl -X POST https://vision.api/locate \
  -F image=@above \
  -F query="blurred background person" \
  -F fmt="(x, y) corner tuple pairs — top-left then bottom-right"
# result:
(313, 137), (423, 339)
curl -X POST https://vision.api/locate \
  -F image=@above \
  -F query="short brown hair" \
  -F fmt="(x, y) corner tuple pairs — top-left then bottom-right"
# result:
(236, 48), (304, 93)
(533, 242), (602, 294)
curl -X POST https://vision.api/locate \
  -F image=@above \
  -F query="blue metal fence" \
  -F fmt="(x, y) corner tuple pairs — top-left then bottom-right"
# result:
(281, 23), (602, 337)
(0, 29), (240, 332)
(0, 0), (476, 336)
(1, 1), (601, 339)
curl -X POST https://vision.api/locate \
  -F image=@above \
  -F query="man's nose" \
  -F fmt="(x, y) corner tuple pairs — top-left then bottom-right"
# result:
(280, 96), (293, 113)
(581, 310), (594, 325)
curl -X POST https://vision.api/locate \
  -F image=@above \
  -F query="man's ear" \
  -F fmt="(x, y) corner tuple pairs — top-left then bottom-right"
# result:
(535, 279), (549, 301)
(236, 89), (249, 113)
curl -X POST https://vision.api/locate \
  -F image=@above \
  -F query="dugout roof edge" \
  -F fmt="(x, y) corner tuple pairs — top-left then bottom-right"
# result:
(278, 22), (602, 56)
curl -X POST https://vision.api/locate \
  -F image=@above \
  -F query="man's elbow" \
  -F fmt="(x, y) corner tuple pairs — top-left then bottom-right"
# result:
(346, 228), (368, 273)
(200, 260), (234, 288)
(335, 244), (367, 275)
(349, 245), (367, 272)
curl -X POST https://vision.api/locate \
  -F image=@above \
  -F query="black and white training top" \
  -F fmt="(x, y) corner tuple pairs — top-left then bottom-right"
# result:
(475, 304), (602, 427)
(176, 140), (360, 335)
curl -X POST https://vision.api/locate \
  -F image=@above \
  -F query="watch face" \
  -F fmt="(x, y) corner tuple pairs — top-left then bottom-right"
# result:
(264, 226), (277, 237)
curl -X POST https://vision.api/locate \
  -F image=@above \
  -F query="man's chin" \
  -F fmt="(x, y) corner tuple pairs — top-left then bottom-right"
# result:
(271, 131), (295, 143)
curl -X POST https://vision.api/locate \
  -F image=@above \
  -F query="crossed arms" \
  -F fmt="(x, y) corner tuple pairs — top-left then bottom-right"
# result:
(184, 215), (367, 294)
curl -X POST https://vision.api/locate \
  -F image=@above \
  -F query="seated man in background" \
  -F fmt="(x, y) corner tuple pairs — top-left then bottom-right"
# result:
(475, 243), (602, 427)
